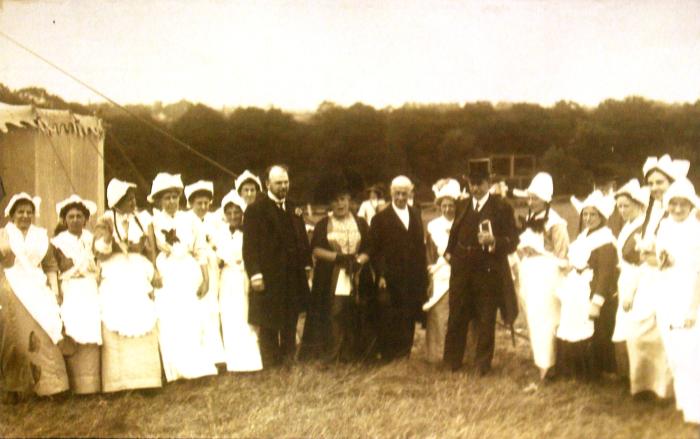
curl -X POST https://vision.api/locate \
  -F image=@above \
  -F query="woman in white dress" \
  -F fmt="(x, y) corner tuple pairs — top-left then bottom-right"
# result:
(556, 190), (618, 380)
(514, 172), (569, 381)
(185, 180), (226, 368)
(626, 155), (688, 399)
(148, 173), (217, 382)
(0, 194), (68, 400)
(94, 179), (162, 393)
(235, 170), (263, 212)
(423, 178), (460, 363)
(611, 180), (648, 379)
(654, 178), (700, 424)
(52, 195), (102, 394)
(357, 184), (386, 226)
(215, 190), (262, 372)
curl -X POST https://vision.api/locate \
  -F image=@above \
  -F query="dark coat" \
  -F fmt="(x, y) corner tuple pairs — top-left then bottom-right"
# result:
(445, 195), (519, 324)
(242, 195), (312, 329)
(299, 214), (377, 360)
(369, 205), (428, 316)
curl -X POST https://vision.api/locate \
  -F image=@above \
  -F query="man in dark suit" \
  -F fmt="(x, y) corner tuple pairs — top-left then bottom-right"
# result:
(243, 164), (312, 368)
(370, 175), (428, 361)
(443, 168), (519, 374)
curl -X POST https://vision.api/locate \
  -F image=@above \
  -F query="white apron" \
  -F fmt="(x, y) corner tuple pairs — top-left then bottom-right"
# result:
(52, 230), (102, 345)
(3, 223), (64, 344)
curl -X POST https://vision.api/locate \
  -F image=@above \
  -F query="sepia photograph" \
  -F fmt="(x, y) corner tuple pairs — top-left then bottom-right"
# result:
(1, 0), (699, 437)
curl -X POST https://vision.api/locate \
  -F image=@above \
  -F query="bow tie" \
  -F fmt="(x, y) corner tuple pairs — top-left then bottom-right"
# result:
(229, 225), (238, 234)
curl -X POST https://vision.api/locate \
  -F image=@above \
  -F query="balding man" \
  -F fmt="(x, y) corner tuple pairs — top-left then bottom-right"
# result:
(243, 165), (312, 368)
(370, 176), (428, 361)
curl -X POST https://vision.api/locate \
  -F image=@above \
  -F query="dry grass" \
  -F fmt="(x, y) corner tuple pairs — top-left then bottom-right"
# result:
(1, 326), (696, 439)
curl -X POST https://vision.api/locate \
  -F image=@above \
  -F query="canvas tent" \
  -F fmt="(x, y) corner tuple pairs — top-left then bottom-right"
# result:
(0, 102), (105, 229)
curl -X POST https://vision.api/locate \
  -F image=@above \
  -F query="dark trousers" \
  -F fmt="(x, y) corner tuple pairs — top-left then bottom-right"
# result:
(259, 313), (298, 368)
(377, 302), (416, 361)
(444, 268), (498, 372)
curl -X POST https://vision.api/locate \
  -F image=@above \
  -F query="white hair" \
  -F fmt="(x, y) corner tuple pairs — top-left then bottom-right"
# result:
(390, 175), (414, 192)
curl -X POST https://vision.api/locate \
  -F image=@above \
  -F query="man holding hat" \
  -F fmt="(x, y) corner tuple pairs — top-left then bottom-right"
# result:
(443, 166), (519, 374)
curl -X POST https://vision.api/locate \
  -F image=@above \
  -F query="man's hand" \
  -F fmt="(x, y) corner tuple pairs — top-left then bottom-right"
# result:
(251, 276), (265, 293)
(377, 276), (387, 290)
(377, 276), (390, 305)
(478, 231), (495, 246)
(444, 252), (451, 264)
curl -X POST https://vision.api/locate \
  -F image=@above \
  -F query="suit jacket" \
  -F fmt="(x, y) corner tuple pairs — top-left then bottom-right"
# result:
(445, 194), (519, 324)
(242, 195), (312, 329)
(370, 204), (428, 314)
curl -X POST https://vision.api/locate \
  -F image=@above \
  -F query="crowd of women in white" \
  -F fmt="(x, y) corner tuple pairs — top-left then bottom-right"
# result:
(1, 154), (698, 427)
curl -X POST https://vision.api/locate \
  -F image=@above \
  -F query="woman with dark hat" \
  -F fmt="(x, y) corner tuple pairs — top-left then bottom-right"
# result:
(94, 178), (162, 393)
(299, 172), (375, 362)
(52, 194), (102, 394)
(0, 193), (69, 401)
(148, 173), (217, 382)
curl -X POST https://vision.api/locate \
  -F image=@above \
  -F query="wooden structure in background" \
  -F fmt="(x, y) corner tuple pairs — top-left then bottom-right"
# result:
(0, 102), (105, 229)
(468, 154), (536, 190)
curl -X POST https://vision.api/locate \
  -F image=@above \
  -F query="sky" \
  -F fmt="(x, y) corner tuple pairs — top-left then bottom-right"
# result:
(1, 0), (699, 110)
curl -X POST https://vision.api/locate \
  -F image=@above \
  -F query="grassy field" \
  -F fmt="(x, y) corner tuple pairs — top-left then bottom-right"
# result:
(1, 324), (696, 438)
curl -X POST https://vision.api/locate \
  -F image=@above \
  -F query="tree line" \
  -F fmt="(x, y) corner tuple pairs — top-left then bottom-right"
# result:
(2, 83), (699, 203)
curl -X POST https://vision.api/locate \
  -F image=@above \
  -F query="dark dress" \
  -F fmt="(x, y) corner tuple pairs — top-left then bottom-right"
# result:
(556, 226), (619, 379)
(369, 205), (428, 361)
(299, 215), (377, 362)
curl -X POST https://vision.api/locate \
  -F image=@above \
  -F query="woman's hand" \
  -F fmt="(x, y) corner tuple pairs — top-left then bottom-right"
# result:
(356, 253), (369, 265)
(622, 295), (634, 312)
(588, 301), (602, 319)
(152, 271), (163, 289)
(197, 280), (208, 298)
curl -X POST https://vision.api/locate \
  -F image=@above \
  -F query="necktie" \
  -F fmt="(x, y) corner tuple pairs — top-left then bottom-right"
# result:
(277, 201), (285, 211)
(474, 201), (480, 212)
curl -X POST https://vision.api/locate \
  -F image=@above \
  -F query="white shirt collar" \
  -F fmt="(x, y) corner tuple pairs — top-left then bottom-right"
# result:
(392, 203), (410, 230)
(268, 191), (285, 204)
(473, 193), (490, 211)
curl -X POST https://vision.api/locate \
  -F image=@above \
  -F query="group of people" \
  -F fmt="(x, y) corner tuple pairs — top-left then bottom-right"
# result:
(514, 155), (699, 426)
(0, 157), (698, 427)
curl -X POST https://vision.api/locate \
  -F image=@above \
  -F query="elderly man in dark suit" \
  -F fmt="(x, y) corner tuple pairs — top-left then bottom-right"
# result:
(370, 175), (428, 361)
(243, 164), (312, 368)
(443, 168), (519, 374)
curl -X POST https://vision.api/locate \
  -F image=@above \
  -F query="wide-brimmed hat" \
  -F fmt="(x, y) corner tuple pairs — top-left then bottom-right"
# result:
(642, 154), (690, 181)
(4, 193), (41, 217)
(663, 178), (700, 210)
(147, 173), (184, 203)
(571, 190), (616, 219)
(614, 179), (649, 207)
(184, 180), (214, 207)
(55, 194), (97, 217)
(235, 170), (262, 193)
(221, 189), (245, 211)
(107, 178), (137, 209)
(513, 172), (553, 202)
(432, 178), (461, 204)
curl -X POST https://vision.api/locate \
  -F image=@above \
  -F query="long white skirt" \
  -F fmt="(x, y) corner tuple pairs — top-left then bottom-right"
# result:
(626, 264), (673, 397)
(519, 255), (562, 369)
(219, 264), (262, 372)
(656, 268), (700, 423)
(155, 252), (217, 382)
(612, 263), (641, 342)
(200, 259), (226, 365)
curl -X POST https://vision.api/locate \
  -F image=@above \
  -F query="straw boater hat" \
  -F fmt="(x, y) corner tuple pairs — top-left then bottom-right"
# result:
(107, 178), (137, 209)
(221, 189), (245, 211)
(55, 194), (97, 217)
(513, 172), (553, 203)
(662, 178), (700, 210)
(4, 193), (41, 217)
(614, 179), (650, 207)
(571, 190), (616, 219)
(184, 180), (214, 207)
(642, 154), (690, 181)
(432, 178), (461, 204)
(147, 173), (184, 203)
(235, 170), (262, 193)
